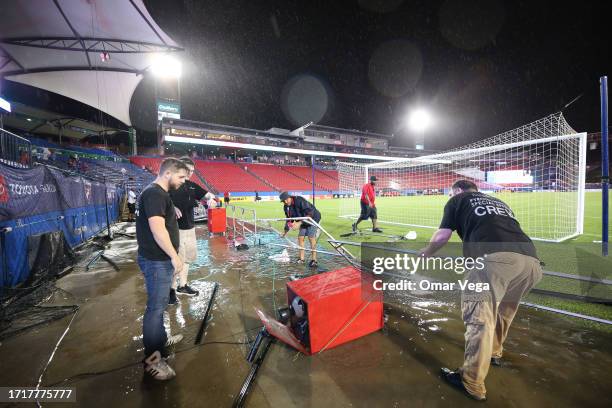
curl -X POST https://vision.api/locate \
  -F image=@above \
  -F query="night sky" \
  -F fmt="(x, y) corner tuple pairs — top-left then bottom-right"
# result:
(3, 1), (608, 150)
(133, 0), (610, 150)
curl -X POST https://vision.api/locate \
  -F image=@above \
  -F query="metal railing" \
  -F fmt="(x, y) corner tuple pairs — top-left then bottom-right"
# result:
(257, 216), (356, 262)
(226, 205), (258, 244)
(0, 128), (32, 169)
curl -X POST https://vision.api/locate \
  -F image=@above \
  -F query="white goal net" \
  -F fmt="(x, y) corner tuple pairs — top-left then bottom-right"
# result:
(338, 113), (587, 242)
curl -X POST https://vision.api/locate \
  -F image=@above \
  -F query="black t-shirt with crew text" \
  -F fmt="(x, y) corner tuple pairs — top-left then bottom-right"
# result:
(439, 191), (537, 258)
(136, 183), (180, 260)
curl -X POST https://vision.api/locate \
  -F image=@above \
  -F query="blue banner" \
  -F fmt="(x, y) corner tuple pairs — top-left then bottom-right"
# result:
(0, 162), (123, 287)
(0, 165), (111, 221)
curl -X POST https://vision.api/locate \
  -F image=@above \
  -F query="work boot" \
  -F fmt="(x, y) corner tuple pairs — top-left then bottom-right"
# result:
(440, 367), (486, 401)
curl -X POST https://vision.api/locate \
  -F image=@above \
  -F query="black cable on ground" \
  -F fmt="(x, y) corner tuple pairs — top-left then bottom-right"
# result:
(44, 335), (260, 388)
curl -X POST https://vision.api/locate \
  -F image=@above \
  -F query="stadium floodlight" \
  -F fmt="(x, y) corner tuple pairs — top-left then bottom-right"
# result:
(151, 54), (182, 78)
(408, 108), (432, 132)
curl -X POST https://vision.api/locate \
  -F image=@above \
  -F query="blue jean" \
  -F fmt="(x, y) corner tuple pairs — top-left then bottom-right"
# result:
(138, 255), (173, 358)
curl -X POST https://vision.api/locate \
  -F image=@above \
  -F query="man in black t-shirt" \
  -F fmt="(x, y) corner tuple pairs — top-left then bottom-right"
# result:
(421, 180), (542, 401)
(168, 157), (208, 302)
(136, 158), (189, 381)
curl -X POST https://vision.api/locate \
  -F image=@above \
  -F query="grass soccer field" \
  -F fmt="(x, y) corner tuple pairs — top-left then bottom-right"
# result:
(233, 191), (612, 325)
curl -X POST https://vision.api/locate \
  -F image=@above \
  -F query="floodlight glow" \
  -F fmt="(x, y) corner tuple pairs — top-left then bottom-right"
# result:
(408, 109), (432, 132)
(151, 54), (182, 78)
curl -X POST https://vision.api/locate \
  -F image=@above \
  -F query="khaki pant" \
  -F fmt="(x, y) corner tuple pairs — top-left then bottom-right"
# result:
(173, 228), (197, 289)
(459, 252), (542, 399)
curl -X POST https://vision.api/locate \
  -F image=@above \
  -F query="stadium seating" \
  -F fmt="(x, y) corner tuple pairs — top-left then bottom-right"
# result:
(280, 165), (338, 191)
(130, 156), (163, 174)
(315, 169), (339, 190)
(128, 157), (342, 193)
(246, 164), (313, 191)
(195, 161), (274, 193)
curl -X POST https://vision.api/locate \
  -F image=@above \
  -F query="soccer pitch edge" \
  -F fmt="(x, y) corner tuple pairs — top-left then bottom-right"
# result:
(234, 191), (612, 329)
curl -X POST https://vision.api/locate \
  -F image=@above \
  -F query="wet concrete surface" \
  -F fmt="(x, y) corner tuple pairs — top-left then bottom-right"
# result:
(1, 225), (611, 407)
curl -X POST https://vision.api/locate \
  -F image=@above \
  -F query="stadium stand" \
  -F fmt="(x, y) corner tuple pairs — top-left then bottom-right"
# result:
(195, 160), (275, 194)
(280, 165), (337, 191)
(127, 157), (342, 193)
(245, 163), (313, 192)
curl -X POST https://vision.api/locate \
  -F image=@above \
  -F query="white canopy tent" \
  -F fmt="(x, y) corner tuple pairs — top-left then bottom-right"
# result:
(0, 0), (182, 126)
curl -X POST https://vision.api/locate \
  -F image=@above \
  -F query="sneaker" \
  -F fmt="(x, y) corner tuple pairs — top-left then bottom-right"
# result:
(308, 260), (318, 268)
(177, 285), (199, 297)
(165, 334), (183, 347)
(351, 223), (357, 232)
(296, 259), (305, 264)
(440, 367), (486, 401)
(490, 357), (503, 367)
(168, 289), (178, 305)
(144, 351), (176, 381)
(372, 228), (383, 233)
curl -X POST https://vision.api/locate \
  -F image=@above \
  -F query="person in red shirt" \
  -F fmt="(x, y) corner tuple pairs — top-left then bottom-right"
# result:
(352, 175), (383, 233)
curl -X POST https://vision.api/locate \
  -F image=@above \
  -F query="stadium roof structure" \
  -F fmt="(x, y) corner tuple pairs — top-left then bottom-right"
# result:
(0, 0), (182, 126)
(3, 101), (123, 141)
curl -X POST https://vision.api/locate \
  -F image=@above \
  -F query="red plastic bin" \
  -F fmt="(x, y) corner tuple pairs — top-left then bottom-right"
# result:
(207, 207), (226, 234)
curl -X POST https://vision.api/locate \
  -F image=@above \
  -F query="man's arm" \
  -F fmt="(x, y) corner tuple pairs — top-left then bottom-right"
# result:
(192, 182), (208, 201)
(168, 188), (183, 219)
(283, 205), (291, 234)
(420, 228), (452, 257)
(148, 216), (183, 272)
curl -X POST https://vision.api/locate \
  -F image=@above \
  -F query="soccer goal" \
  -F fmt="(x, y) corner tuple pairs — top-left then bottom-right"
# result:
(338, 113), (587, 242)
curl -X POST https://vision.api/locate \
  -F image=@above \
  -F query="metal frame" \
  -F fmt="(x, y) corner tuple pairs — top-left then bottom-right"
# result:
(226, 205), (258, 244)
(601, 76), (609, 256)
(576, 132), (587, 235)
(257, 217), (356, 261)
(339, 132), (589, 243)
(1, 37), (182, 55)
(0, 128), (32, 168)
(327, 238), (612, 325)
(0, 0), (183, 77)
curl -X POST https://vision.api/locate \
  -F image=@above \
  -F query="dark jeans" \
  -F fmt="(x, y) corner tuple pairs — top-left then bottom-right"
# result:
(138, 255), (173, 358)
(359, 201), (377, 220)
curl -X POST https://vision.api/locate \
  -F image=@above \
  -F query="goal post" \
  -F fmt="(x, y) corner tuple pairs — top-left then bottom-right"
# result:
(338, 130), (587, 243)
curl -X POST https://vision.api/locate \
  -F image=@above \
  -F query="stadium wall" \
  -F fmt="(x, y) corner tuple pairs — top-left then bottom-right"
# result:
(227, 190), (336, 201)
(0, 163), (122, 287)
